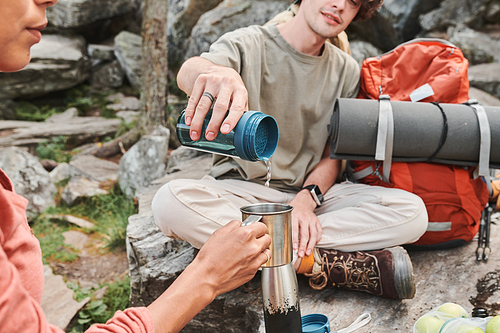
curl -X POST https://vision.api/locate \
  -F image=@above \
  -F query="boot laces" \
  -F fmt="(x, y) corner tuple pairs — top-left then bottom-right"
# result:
(306, 251), (381, 293)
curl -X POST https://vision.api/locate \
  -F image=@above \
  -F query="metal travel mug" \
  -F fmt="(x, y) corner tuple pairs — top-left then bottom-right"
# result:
(240, 203), (302, 333)
(240, 203), (293, 268)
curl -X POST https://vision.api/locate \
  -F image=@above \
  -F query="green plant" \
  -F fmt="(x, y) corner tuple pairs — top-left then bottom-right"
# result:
(64, 84), (116, 118)
(31, 214), (79, 264)
(68, 97), (93, 116)
(53, 187), (136, 250)
(35, 136), (72, 163)
(68, 276), (131, 333)
(116, 119), (136, 138)
(14, 101), (59, 122)
(76, 299), (108, 327)
(67, 281), (93, 302)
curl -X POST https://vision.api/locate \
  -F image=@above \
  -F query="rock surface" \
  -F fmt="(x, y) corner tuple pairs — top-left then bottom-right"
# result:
(347, 0), (443, 52)
(0, 116), (121, 149)
(449, 26), (500, 65)
(349, 41), (383, 67)
(118, 126), (170, 198)
(63, 230), (90, 250)
(0, 147), (56, 215)
(70, 155), (119, 182)
(47, 0), (135, 28)
(41, 265), (90, 330)
(469, 63), (500, 99)
(114, 31), (142, 90)
(185, 0), (289, 60)
(167, 0), (224, 66)
(61, 177), (108, 205)
(0, 34), (90, 100)
(419, 0), (492, 32)
(91, 60), (125, 88)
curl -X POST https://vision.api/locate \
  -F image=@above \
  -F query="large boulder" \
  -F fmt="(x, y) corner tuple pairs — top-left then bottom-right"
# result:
(0, 147), (56, 216)
(0, 100), (16, 121)
(47, 0), (134, 28)
(114, 31), (142, 90)
(69, 155), (119, 182)
(349, 41), (383, 67)
(449, 26), (500, 65)
(118, 126), (170, 198)
(90, 60), (125, 88)
(0, 34), (90, 100)
(185, 0), (289, 60)
(60, 177), (109, 205)
(168, 0), (224, 67)
(419, 0), (492, 33)
(469, 62), (500, 99)
(0, 116), (121, 149)
(347, 0), (444, 52)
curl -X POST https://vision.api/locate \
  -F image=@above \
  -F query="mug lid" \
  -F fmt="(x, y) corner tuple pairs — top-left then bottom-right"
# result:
(302, 313), (330, 333)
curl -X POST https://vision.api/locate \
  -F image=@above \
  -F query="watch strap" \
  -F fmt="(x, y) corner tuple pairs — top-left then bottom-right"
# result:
(302, 184), (324, 207)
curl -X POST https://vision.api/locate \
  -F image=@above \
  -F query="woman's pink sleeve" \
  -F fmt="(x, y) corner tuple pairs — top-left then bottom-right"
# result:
(85, 308), (155, 333)
(0, 240), (65, 333)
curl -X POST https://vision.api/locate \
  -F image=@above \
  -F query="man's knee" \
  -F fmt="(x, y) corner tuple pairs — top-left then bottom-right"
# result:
(403, 193), (428, 242)
(152, 180), (187, 238)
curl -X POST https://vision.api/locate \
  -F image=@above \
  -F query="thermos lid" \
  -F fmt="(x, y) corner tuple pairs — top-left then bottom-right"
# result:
(302, 313), (331, 333)
(234, 111), (279, 161)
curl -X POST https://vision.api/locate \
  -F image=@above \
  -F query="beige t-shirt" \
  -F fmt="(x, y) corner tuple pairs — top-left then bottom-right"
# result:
(201, 24), (360, 192)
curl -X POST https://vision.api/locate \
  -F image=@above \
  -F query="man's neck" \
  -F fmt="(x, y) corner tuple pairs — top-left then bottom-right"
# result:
(277, 16), (327, 57)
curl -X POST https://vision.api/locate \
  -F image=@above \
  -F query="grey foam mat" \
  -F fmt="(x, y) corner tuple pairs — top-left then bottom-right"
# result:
(329, 98), (500, 168)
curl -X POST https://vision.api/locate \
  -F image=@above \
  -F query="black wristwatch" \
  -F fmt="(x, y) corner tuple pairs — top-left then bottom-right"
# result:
(302, 184), (324, 208)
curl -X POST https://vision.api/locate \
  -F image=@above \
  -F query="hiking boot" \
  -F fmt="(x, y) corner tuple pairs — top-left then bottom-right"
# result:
(305, 246), (415, 299)
(492, 178), (500, 211)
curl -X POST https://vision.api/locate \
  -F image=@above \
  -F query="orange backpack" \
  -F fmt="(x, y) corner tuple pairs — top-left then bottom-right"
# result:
(353, 39), (489, 249)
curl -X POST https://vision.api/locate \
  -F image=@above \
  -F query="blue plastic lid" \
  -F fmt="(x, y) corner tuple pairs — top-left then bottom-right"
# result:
(302, 314), (331, 333)
(233, 111), (279, 161)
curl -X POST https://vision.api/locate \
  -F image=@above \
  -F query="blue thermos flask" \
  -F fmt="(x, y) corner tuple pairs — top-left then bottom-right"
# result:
(176, 109), (279, 162)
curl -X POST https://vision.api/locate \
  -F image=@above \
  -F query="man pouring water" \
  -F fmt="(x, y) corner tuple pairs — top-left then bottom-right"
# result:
(152, 0), (428, 300)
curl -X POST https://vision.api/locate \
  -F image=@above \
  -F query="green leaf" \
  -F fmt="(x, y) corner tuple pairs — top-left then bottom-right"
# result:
(88, 300), (103, 309)
(78, 318), (92, 325)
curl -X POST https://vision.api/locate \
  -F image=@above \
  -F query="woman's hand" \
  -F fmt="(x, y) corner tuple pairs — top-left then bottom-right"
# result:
(147, 220), (271, 333)
(191, 220), (271, 297)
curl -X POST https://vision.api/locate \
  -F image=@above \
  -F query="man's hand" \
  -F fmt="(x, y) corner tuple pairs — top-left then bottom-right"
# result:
(289, 191), (323, 258)
(177, 57), (249, 142)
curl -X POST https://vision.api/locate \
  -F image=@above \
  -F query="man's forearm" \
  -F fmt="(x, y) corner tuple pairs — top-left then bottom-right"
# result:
(302, 145), (340, 196)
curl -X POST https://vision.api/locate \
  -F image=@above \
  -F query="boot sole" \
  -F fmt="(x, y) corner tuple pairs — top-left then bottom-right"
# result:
(387, 246), (416, 299)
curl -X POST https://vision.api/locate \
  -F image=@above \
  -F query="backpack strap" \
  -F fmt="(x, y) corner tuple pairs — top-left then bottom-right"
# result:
(375, 95), (394, 182)
(466, 100), (493, 197)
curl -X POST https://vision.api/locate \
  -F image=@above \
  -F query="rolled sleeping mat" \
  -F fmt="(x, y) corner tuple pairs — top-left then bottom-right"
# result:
(329, 98), (500, 170)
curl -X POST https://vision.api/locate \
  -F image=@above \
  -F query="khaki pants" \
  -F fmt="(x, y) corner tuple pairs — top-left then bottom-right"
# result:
(152, 176), (428, 251)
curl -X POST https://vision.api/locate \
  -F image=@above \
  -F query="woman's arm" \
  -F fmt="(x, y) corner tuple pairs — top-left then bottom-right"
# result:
(146, 220), (271, 333)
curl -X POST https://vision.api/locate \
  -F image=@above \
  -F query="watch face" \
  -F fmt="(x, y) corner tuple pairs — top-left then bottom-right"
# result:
(303, 185), (324, 207)
(312, 186), (324, 204)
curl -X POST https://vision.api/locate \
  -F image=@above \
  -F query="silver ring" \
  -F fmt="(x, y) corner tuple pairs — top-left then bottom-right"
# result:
(263, 251), (270, 264)
(202, 91), (215, 104)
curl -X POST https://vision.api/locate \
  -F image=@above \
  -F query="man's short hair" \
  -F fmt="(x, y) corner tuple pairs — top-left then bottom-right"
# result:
(293, 0), (383, 22)
(355, 0), (383, 21)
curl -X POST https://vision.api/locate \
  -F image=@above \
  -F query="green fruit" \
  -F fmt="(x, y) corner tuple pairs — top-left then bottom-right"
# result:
(438, 303), (467, 319)
(456, 324), (484, 333)
(486, 315), (500, 333)
(415, 315), (445, 333)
